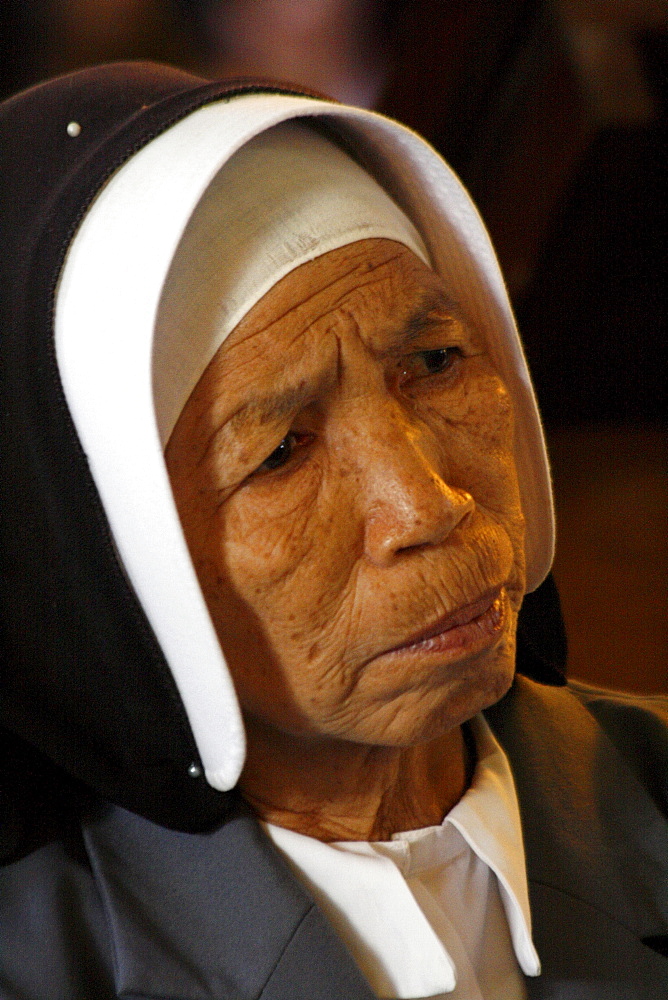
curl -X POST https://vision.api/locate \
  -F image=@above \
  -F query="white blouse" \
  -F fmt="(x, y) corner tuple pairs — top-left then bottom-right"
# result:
(265, 715), (541, 999)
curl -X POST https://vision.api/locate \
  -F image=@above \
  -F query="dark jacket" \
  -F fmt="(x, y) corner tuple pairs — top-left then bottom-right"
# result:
(1, 676), (668, 999)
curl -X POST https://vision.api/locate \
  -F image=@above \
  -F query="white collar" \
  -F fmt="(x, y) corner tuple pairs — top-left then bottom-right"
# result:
(266, 714), (541, 997)
(442, 713), (539, 974)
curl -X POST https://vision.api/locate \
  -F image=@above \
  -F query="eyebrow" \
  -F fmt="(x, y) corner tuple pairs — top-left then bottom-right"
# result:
(197, 382), (319, 468)
(232, 380), (320, 429)
(388, 285), (461, 350)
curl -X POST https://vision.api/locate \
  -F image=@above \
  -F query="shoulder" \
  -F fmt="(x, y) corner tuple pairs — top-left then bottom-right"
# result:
(486, 674), (668, 817)
(566, 679), (668, 814)
(565, 676), (668, 727)
(485, 678), (668, 991)
(489, 672), (668, 737)
(0, 826), (115, 999)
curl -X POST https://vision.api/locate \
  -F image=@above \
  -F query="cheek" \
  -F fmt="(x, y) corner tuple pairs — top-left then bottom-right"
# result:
(210, 457), (358, 629)
(424, 374), (516, 497)
(469, 380), (525, 527)
(426, 375), (525, 584)
(193, 467), (365, 733)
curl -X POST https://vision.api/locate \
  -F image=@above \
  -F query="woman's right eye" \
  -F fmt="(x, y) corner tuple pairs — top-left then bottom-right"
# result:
(257, 432), (311, 474)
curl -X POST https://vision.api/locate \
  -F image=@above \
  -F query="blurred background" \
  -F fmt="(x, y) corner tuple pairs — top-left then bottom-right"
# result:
(2, 0), (665, 692)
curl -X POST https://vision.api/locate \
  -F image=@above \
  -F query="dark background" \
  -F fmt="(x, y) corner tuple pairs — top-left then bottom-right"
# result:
(2, 0), (665, 692)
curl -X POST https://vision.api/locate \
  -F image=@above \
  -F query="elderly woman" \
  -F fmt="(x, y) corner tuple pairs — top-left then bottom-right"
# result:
(1, 63), (667, 1000)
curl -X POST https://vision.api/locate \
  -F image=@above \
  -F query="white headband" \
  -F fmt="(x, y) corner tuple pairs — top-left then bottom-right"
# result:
(154, 121), (429, 446)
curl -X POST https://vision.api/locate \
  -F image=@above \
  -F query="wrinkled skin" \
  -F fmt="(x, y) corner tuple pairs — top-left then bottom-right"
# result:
(166, 238), (526, 840)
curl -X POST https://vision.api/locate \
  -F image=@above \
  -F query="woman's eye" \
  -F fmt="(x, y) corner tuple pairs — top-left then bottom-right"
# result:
(403, 346), (463, 380)
(257, 432), (309, 473)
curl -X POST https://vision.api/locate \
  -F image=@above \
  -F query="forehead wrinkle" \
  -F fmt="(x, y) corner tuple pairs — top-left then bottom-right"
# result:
(199, 254), (402, 445)
(257, 252), (439, 362)
(223, 245), (429, 358)
(229, 252), (389, 352)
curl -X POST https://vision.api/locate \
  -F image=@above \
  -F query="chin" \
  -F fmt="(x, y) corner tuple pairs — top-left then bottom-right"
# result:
(456, 631), (518, 715)
(374, 641), (517, 748)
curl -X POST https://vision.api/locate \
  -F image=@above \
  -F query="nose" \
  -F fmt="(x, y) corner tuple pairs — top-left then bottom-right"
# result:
(350, 406), (474, 567)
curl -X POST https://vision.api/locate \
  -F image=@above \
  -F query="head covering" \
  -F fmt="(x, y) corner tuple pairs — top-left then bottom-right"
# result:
(0, 65), (555, 849)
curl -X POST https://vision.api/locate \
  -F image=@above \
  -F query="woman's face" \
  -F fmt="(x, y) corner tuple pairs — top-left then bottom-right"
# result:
(166, 238), (525, 750)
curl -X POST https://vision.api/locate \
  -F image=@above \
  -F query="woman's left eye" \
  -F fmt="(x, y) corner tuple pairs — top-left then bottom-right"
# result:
(403, 346), (463, 380)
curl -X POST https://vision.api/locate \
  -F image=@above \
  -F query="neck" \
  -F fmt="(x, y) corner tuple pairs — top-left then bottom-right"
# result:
(239, 719), (470, 841)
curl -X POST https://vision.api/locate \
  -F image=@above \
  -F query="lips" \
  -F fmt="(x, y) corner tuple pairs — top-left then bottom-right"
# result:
(384, 588), (505, 657)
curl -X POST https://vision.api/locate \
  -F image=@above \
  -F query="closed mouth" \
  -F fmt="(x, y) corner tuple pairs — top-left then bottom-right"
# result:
(384, 588), (505, 657)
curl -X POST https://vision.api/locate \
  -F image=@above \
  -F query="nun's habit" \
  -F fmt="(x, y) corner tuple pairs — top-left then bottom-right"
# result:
(1, 63), (667, 999)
